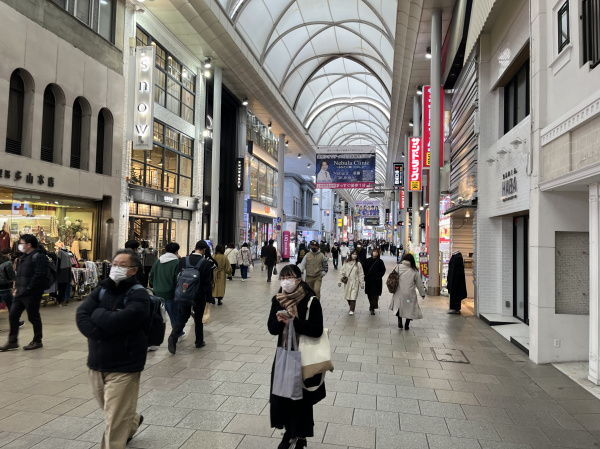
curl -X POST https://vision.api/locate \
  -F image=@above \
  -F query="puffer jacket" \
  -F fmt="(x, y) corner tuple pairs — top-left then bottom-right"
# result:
(148, 252), (180, 300)
(76, 276), (150, 373)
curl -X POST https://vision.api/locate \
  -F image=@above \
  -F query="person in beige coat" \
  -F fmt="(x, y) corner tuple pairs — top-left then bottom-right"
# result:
(338, 249), (364, 315)
(212, 245), (232, 306)
(388, 253), (425, 330)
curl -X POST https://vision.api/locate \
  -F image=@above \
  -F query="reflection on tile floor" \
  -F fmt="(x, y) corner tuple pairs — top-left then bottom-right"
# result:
(0, 255), (599, 448)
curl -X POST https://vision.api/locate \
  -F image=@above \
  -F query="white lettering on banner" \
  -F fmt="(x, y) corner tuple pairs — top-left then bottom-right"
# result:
(408, 137), (422, 191)
(133, 46), (155, 150)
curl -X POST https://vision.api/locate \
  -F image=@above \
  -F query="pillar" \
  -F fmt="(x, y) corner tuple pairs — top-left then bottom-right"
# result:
(278, 133), (285, 254)
(236, 106), (248, 247)
(428, 8), (442, 296)
(412, 96), (421, 247)
(209, 67), (222, 245)
(590, 183), (600, 385)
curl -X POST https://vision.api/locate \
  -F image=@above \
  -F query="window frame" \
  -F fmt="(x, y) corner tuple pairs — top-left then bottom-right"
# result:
(503, 59), (530, 135)
(46, 0), (115, 44)
(557, 1), (570, 53)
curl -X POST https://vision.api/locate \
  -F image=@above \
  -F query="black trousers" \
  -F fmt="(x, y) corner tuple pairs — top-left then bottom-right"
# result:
(332, 256), (338, 269)
(171, 299), (206, 346)
(230, 264), (237, 278)
(9, 294), (43, 343)
(57, 282), (69, 304)
(266, 264), (275, 281)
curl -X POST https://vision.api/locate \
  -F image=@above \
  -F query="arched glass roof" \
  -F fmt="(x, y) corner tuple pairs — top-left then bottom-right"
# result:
(219, 0), (398, 194)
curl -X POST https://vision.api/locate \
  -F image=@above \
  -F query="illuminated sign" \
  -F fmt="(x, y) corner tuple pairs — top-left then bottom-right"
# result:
(133, 46), (155, 150)
(393, 162), (404, 187)
(409, 137), (422, 191)
(400, 189), (405, 209)
(235, 158), (244, 191)
(423, 85), (444, 168)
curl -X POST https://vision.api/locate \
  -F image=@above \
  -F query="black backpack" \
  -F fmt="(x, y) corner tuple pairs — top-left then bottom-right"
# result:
(34, 250), (57, 290)
(100, 284), (167, 347)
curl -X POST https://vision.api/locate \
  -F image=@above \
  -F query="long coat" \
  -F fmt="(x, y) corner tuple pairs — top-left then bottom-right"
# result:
(338, 259), (364, 300)
(363, 257), (386, 296)
(448, 252), (468, 309)
(212, 253), (232, 298)
(388, 261), (426, 319)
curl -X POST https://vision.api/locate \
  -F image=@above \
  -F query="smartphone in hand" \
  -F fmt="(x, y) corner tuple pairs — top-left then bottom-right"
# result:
(277, 310), (291, 318)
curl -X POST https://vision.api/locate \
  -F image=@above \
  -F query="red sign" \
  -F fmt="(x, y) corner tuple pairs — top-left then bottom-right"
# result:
(400, 190), (405, 209)
(409, 137), (422, 191)
(423, 85), (444, 168)
(282, 231), (290, 259)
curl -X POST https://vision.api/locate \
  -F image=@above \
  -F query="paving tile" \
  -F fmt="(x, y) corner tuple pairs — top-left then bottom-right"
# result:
(0, 434), (47, 449)
(574, 413), (600, 431)
(135, 405), (192, 426)
(179, 430), (243, 449)
(323, 423), (376, 448)
(217, 396), (268, 415)
(222, 414), (273, 437)
(30, 416), (101, 439)
(313, 404), (355, 424)
(492, 423), (554, 446)
(540, 427), (599, 448)
(30, 437), (94, 449)
(395, 385), (437, 401)
(426, 434), (482, 449)
(357, 382), (397, 397)
(352, 409), (399, 430)
(435, 389), (480, 406)
(325, 379), (359, 393)
(212, 382), (259, 398)
(0, 412), (58, 434)
(376, 374), (414, 387)
(129, 425), (194, 449)
(174, 393), (229, 410)
(176, 409), (236, 431)
(341, 370), (378, 382)
(504, 408), (558, 428)
(399, 412), (449, 435)
(446, 418), (500, 441)
(461, 405), (513, 424)
(419, 400), (466, 419)
(414, 377), (452, 390)
(5, 395), (69, 413)
(478, 442), (533, 449)
(334, 392), (377, 410)
(550, 413), (586, 430)
(236, 435), (279, 449)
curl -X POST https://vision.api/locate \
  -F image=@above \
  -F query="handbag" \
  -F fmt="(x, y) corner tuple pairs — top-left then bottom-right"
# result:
(273, 266), (278, 276)
(299, 297), (334, 385)
(272, 320), (303, 400)
(341, 261), (356, 284)
(386, 266), (400, 293)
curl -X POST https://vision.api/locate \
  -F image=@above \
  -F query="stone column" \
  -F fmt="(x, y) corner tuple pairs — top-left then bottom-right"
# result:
(209, 67), (222, 245)
(428, 8), (442, 296)
(590, 183), (600, 385)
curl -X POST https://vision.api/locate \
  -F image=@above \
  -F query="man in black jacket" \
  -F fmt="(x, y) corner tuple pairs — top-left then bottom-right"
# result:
(0, 234), (48, 352)
(168, 240), (214, 354)
(76, 249), (149, 448)
(264, 239), (278, 282)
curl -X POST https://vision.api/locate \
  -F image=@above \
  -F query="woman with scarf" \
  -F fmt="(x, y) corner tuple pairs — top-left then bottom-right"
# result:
(268, 264), (325, 449)
(363, 248), (386, 315)
(338, 249), (364, 315)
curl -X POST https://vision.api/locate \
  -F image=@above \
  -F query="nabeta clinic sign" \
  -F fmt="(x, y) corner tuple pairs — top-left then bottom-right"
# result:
(133, 46), (155, 151)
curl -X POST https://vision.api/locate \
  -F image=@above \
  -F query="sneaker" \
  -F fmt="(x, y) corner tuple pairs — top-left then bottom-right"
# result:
(242, 279), (246, 282)
(446, 309), (461, 315)
(147, 346), (159, 352)
(178, 331), (187, 343)
(23, 341), (43, 350)
(167, 335), (177, 355)
(195, 341), (206, 348)
(370, 310), (375, 315)
(218, 299), (223, 306)
(289, 438), (307, 449)
(0, 342), (19, 352)
(348, 311), (354, 316)
(127, 415), (144, 444)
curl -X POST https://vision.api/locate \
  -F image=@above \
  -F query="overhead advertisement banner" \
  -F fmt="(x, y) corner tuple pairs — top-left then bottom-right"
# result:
(315, 145), (376, 189)
(364, 217), (380, 226)
(393, 162), (404, 187)
(423, 85), (444, 168)
(409, 137), (422, 191)
(355, 200), (380, 217)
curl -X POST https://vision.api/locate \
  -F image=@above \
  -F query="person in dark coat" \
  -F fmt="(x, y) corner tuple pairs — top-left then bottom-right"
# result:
(296, 242), (306, 266)
(357, 242), (368, 266)
(125, 240), (146, 286)
(264, 239), (278, 283)
(363, 248), (387, 314)
(447, 251), (468, 314)
(76, 249), (150, 448)
(268, 264), (325, 449)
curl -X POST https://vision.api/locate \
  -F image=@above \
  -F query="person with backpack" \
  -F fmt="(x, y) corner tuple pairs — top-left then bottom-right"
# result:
(76, 249), (149, 448)
(237, 242), (253, 281)
(148, 242), (181, 341)
(0, 234), (49, 352)
(168, 240), (214, 354)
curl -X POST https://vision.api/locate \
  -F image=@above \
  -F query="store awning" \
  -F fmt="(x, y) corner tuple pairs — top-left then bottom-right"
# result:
(443, 201), (477, 217)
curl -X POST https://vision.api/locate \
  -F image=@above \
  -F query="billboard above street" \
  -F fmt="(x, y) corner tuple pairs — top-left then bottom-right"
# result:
(315, 145), (376, 189)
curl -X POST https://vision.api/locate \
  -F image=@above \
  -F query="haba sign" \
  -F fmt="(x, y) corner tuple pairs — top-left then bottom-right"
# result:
(408, 137), (422, 191)
(133, 46), (155, 150)
(502, 168), (518, 202)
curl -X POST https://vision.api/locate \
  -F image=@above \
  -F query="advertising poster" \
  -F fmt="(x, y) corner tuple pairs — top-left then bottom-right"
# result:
(409, 137), (422, 191)
(422, 85), (444, 168)
(282, 231), (290, 259)
(355, 200), (380, 217)
(315, 145), (376, 189)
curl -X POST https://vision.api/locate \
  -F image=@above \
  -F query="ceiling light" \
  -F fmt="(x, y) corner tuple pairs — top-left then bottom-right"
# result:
(465, 211), (471, 218)
(419, 206), (424, 211)
(203, 70), (211, 78)
(417, 86), (423, 95)
(54, 201), (59, 204)
(307, 163), (311, 168)
(297, 154), (301, 159)
(242, 97), (249, 106)
(409, 120), (414, 127)
(285, 140), (289, 146)
(204, 57), (212, 68)
(268, 122), (272, 129)
(426, 47), (432, 59)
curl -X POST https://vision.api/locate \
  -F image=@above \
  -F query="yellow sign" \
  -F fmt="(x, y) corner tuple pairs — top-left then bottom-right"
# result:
(338, 218), (342, 227)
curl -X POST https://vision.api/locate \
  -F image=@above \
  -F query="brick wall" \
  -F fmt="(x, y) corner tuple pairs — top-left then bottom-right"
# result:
(555, 231), (590, 315)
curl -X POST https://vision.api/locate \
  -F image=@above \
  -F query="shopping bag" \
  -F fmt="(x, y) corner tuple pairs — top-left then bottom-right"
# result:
(272, 320), (303, 400)
(202, 303), (211, 324)
(299, 297), (334, 383)
(273, 266), (278, 276)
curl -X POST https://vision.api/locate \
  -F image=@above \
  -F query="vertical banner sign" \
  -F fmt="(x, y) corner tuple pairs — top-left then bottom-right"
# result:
(315, 145), (376, 189)
(133, 46), (155, 150)
(400, 190), (405, 209)
(409, 137), (422, 191)
(282, 231), (290, 259)
(235, 158), (244, 191)
(422, 85), (444, 168)
(393, 162), (404, 187)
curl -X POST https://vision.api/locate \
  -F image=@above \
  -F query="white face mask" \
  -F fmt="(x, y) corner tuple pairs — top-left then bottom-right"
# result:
(280, 279), (298, 294)
(18, 244), (25, 253)
(109, 266), (130, 283)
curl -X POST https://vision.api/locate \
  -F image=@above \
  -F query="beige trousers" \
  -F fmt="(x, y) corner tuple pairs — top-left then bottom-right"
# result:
(306, 275), (323, 299)
(89, 369), (142, 449)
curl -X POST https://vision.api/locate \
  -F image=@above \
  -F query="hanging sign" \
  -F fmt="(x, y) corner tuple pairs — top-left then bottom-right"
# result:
(315, 145), (376, 189)
(400, 190), (405, 209)
(409, 137), (422, 191)
(282, 231), (290, 259)
(393, 162), (404, 187)
(133, 46), (156, 151)
(235, 158), (244, 191)
(423, 85), (444, 168)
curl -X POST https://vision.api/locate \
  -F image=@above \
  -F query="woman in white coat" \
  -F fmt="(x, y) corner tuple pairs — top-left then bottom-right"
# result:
(388, 253), (426, 330)
(338, 249), (364, 315)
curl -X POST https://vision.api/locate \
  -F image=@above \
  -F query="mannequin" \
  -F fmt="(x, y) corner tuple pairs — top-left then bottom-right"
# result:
(57, 247), (74, 305)
(0, 222), (10, 251)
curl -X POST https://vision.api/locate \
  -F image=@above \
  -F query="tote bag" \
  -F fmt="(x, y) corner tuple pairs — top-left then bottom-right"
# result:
(299, 297), (334, 385)
(272, 320), (303, 400)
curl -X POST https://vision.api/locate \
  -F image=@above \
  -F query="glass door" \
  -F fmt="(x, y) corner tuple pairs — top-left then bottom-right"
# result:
(513, 216), (529, 323)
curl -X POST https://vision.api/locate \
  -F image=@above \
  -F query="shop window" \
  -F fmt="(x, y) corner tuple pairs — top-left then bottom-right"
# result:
(96, 108), (113, 174)
(503, 60), (530, 134)
(558, 2), (569, 52)
(153, 121), (164, 142)
(70, 97), (91, 170)
(582, 0), (600, 68)
(98, 0), (115, 42)
(6, 71), (25, 155)
(180, 177), (192, 196)
(47, 0), (116, 43)
(136, 27), (148, 47)
(249, 157), (277, 207)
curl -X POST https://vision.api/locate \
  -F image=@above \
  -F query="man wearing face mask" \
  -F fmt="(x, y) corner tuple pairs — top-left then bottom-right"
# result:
(297, 240), (328, 299)
(0, 234), (48, 352)
(76, 249), (150, 448)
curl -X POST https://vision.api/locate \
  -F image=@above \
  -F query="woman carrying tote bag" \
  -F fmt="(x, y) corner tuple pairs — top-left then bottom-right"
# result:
(388, 253), (426, 331)
(268, 264), (326, 449)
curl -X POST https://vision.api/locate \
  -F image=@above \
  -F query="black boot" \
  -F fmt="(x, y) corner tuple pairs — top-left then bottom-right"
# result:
(218, 298), (223, 306)
(277, 431), (291, 449)
(405, 319), (412, 331)
(396, 311), (403, 329)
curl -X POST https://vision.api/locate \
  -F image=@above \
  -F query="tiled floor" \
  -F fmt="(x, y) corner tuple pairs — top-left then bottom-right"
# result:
(1, 255), (600, 448)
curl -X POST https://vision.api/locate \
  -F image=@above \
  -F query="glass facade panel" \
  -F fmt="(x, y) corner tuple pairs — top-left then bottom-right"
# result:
(249, 157), (277, 207)
(180, 156), (192, 177)
(163, 171), (177, 193)
(163, 149), (178, 172)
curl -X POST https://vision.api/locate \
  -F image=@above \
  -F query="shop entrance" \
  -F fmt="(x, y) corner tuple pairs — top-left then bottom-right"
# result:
(128, 202), (191, 254)
(513, 215), (529, 323)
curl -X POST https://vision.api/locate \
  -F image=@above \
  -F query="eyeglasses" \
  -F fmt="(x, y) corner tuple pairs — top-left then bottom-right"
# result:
(279, 276), (298, 281)
(113, 264), (134, 269)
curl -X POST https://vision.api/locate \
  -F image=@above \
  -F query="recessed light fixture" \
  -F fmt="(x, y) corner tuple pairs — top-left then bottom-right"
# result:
(204, 57), (212, 68)
(242, 97), (249, 106)
(285, 140), (289, 146)
(268, 122), (272, 129)
(297, 154), (301, 159)
(417, 86), (423, 95)
(409, 120), (414, 127)
(426, 47), (432, 59)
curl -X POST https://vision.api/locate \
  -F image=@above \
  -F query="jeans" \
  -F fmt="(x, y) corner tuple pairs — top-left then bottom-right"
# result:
(9, 293), (43, 343)
(332, 256), (338, 269)
(240, 265), (248, 279)
(341, 256), (347, 266)
(164, 299), (181, 335)
(0, 289), (13, 311)
(171, 299), (207, 346)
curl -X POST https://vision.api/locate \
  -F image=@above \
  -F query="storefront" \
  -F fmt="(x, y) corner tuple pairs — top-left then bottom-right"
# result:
(247, 199), (277, 258)
(0, 188), (99, 260)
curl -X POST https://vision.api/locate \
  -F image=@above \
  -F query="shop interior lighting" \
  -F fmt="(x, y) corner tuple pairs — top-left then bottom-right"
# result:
(409, 120), (413, 127)
(242, 97), (249, 106)
(465, 211), (471, 218)
(417, 86), (423, 95)
(204, 57), (212, 68)
(426, 47), (432, 59)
